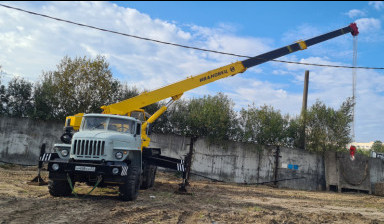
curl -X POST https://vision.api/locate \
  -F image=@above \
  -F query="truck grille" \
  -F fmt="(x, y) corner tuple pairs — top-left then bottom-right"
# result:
(72, 139), (105, 158)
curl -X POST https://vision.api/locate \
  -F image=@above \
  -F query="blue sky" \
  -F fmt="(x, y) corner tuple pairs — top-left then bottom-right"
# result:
(0, 1), (383, 143)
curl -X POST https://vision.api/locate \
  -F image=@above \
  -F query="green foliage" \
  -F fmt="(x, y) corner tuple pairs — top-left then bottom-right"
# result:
(285, 116), (305, 148)
(238, 104), (292, 146)
(0, 69), (7, 116)
(32, 75), (58, 120)
(305, 98), (353, 152)
(151, 99), (186, 134)
(356, 149), (371, 157)
(114, 83), (140, 102)
(187, 93), (237, 141)
(0, 84), (5, 115)
(371, 140), (384, 152)
(6, 77), (33, 117)
(33, 55), (121, 120)
(156, 93), (238, 143)
(235, 98), (353, 152)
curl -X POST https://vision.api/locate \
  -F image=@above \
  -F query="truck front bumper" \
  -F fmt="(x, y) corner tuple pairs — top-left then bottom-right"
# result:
(48, 160), (129, 184)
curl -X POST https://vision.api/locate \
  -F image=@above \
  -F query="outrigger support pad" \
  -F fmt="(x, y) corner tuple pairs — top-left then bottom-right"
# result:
(28, 173), (47, 186)
(28, 144), (48, 186)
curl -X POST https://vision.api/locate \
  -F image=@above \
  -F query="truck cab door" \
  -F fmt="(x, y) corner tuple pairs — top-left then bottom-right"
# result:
(134, 123), (142, 149)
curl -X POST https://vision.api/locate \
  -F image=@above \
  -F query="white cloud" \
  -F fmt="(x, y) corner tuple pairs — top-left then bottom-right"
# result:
(0, 1), (273, 91)
(190, 24), (273, 62)
(346, 9), (366, 18)
(219, 76), (301, 114)
(355, 18), (381, 33)
(369, 1), (384, 10)
(281, 24), (321, 43)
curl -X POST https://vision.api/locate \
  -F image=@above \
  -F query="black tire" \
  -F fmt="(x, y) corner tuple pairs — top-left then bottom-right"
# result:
(141, 165), (157, 189)
(149, 166), (157, 188)
(119, 166), (141, 201)
(140, 164), (151, 190)
(48, 179), (72, 197)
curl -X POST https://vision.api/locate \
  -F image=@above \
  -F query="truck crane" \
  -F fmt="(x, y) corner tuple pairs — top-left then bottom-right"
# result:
(43, 23), (359, 201)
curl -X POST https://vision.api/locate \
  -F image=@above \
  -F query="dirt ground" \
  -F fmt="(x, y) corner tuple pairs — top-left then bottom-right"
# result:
(0, 164), (383, 224)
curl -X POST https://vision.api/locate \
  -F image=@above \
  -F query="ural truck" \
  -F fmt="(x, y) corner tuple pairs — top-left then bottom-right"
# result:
(45, 23), (359, 201)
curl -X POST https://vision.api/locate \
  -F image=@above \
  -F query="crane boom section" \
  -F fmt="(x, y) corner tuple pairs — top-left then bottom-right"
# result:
(101, 61), (246, 115)
(101, 23), (359, 115)
(242, 24), (357, 68)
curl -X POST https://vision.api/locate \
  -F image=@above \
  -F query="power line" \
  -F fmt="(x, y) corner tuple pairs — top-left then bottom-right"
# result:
(1, 3), (384, 70)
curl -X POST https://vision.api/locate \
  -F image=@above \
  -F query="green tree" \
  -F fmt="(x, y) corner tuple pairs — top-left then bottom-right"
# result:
(34, 55), (121, 120)
(114, 83), (140, 102)
(152, 99), (189, 135)
(0, 67), (7, 116)
(187, 93), (238, 142)
(285, 116), (305, 148)
(238, 104), (290, 146)
(6, 77), (33, 117)
(371, 140), (384, 152)
(0, 83), (5, 115)
(158, 93), (238, 142)
(32, 76), (58, 120)
(305, 98), (354, 152)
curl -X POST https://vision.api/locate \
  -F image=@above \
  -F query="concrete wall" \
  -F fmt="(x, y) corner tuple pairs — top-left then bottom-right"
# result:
(148, 133), (190, 160)
(0, 117), (62, 165)
(325, 152), (384, 194)
(324, 151), (338, 189)
(371, 158), (384, 194)
(277, 147), (325, 191)
(191, 140), (271, 184)
(338, 153), (371, 193)
(150, 134), (324, 190)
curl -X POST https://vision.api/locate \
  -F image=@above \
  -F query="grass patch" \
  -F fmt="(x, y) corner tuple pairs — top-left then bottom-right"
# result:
(246, 206), (263, 212)
(0, 163), (17, 169)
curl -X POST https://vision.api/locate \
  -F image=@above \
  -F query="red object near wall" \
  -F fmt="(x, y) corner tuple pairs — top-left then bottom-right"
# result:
(350, 145), (356, 160)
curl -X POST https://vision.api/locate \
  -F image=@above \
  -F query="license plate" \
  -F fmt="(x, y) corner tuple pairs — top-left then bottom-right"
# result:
(75, 166), (96, 172)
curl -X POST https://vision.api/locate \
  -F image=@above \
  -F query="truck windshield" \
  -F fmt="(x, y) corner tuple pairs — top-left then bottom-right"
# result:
(108, 118), (135, 134)
(82, 117), (107, 131)
(82, 116), (135, 134)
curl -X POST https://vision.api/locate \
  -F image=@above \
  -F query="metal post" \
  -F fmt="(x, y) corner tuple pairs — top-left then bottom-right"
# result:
(302, 71), (309, 115)
(273, 146), (280, 187)
(301, 71), (309, 150)
(177, 137), (195, 194)
(351, 36), (358, 142)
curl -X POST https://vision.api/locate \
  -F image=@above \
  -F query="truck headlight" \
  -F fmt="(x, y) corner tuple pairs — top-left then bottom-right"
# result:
(52, 163), (59, 171)
(115, 152), (123, 159)
(112, 168), (119, 175)
(61, 149), (69, 157)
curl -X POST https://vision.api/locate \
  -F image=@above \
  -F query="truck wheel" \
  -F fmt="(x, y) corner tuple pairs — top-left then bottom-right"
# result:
(119, 166), (140, 201)
(141, 165), (157, 189)
(140, 164), (152, 190)
(149, 166), (157, 188)
(48, 179), (72, 197)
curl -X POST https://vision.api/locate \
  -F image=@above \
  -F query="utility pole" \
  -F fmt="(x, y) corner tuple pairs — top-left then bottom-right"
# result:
(301, 70), (309, 150)
(351, 36), (358, 142)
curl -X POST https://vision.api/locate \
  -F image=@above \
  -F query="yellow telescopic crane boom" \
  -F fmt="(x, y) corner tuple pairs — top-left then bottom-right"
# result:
(100, 23), (359, 116)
